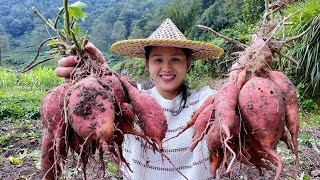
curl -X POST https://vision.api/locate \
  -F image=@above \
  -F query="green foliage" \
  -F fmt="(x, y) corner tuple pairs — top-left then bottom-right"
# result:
(242, 0), (264, 25)
(296, 82), (319, 112)
(281, 0), (320, 95)
(0, 90), (44, 120)
(19, 67), (63, 91)
(112, 58), (149, 81)
(0, 66), (63, 120)
(298, 134), (320, 147)
(186, 60), (215, 89)
(0, 133), (11, 146)
(0, 66), (63, 91)
(165, 0), (202, 36)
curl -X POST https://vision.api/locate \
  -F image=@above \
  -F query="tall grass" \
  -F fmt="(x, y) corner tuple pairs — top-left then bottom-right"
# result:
(280, 0), (320, 95)
(0, 66), (64, 92)
(0, 66), (63, 120)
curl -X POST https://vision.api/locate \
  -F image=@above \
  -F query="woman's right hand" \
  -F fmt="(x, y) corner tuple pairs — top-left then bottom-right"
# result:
(54, 42), (108, 81)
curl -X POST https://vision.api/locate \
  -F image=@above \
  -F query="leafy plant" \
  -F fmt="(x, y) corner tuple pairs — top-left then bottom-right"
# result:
(296, 82), (319, 112)
(298, 134), (315, 147)
(0, 91), (44, 120)
(281, 0), (320, 96)
(21, 0), (88, 72)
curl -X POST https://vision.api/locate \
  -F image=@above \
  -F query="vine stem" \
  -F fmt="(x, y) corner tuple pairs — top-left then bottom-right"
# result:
(32, 7), (57, 32)
(64, 0), (71, 35)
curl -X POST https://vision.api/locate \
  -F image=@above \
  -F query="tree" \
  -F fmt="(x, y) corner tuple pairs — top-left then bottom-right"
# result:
(112, 20), (127, 41)
(164, 0), (202, 36)
(0, 35), (10, 66)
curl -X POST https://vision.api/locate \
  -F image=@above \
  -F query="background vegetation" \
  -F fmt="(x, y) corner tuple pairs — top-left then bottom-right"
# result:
(0, 0), (319, 118)
(0, 1), (319, 179)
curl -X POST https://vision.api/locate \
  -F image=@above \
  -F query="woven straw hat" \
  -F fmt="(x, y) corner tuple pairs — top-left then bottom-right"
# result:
(111, 18), (223, 60)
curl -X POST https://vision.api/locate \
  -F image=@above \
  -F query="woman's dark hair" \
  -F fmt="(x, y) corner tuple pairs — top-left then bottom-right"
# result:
(144, 46), (192, 116)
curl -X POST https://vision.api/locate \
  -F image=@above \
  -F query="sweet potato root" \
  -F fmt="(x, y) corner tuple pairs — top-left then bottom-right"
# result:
(165, 93), (216, 143)
(99, 74), (126, 112)
(207, 81), (240, 175)
(119, 76), (167, 151)
(267, 70), (300, 167)
(41, 84), (69, 133)
(191, 103), (215, 150)
(40, 84), (70, 179)
(238, 132), (275, 175)
(239, 77), (285, 180)
(41, 131), (55, 179)
(68, 76), (115, 144)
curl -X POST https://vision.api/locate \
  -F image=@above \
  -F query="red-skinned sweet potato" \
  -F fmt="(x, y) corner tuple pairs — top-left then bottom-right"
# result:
(191, 103), (215, 150)
(68, 76), (115, 144)
(41, 84), (69, 133)
(99, 74), (126, 112)
(238, 132), (275, 175)
(40, 84), (70, 179)
(119, 76), (167, 151)
(165, 93), (216, 143)
(207, 81), (240, 175)
(41, 131), (55, 179)
(267, 70), (300, 167)
(239, 77), (285, 180)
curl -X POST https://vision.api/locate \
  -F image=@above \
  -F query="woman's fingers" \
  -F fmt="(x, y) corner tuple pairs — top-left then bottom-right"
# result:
(54, 66), (77, 78)
(58, 56), (79, 67)
(84, 42), (106, 64)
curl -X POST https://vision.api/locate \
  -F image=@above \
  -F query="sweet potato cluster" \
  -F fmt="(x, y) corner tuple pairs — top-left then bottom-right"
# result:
(40, 66), (168, 179)
(169, 44), (300, 180)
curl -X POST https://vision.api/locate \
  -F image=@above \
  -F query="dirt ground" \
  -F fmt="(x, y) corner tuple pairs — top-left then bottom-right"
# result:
(0, 119), (319, 180)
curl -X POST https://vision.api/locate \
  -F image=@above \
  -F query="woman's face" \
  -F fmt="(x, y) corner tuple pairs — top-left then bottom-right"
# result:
(146, 46), (191, 99)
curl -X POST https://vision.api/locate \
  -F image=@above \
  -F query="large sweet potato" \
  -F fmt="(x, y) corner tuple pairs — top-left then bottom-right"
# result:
(238, 132), (275, 175)
(239, 77), (285, 180)
(119, 76), (167, 151)
(40, 84), (70, 179)
(68, 76), (115, 144)
(267, 70), (300, 166)
(40, 131), (55, 179)
(191, 103), (215, 150)
(99, 74), (126, 112)
(207, 81), (240, 175)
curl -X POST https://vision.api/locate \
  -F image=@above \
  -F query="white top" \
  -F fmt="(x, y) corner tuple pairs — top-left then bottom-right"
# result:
(122, 86), (217, 180)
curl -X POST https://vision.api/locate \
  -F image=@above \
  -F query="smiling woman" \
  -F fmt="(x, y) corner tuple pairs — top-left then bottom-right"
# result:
(55, 18), (224, 179)
(109, 18), (223, 180)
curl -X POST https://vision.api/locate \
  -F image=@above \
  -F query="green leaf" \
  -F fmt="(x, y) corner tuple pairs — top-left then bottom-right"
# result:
(48, 39), (56, 45)
(68, 1), (87, 21)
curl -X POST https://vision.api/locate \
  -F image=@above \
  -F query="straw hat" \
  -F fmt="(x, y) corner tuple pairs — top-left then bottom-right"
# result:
(111, 18), (223, 60)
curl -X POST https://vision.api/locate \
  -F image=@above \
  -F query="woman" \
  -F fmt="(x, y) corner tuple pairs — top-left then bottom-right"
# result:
(55, 19), (269, 179)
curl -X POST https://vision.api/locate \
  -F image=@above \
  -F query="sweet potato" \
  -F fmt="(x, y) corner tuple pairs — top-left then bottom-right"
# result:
(207, 81), (240, 175)
(239, 77), (285, 180)
(41, 84), (69, 133)
(68, 128), (94, 179)
(119, 76), (167, 151)
(68, 76), (115, 144)
(238, 132), (275, 175)
(40, 84), (70, 179)
(267, 70), (300, 167)
(99, 74), (126, 111)
(41, 131), (55, 179)
(190, 103), (215, 150)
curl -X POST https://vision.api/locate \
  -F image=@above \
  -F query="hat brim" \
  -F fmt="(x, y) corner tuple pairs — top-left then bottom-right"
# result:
(111, 39), (224, 60)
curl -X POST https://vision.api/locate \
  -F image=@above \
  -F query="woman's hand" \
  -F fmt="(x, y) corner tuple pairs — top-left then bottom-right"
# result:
(54, 42), (108, 81)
